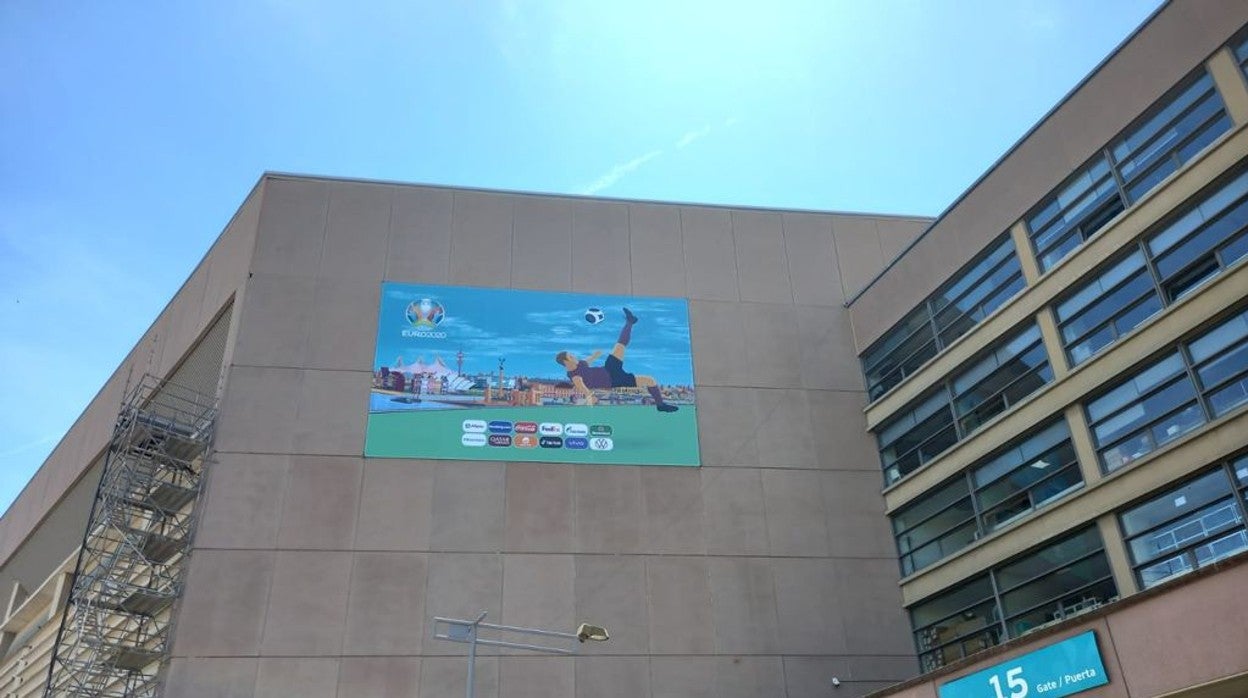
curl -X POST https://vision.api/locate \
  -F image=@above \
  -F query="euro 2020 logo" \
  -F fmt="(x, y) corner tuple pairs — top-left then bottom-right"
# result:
(403, 298), (447, 338)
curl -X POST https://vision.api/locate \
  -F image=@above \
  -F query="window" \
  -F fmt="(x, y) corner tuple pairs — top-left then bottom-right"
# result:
(890, 418), (1084, 574)
(878, 390), (958, 484)
(861, 235), (1024, 401)
(1055, 251), (1162, 366)
(1086, 352), (1204, 472)
(893, 477), (976, 576)
(1051, 166), (1248, 365)
(1120, 461), (1248, 589)
(1188, 308), (1248, 417)
(910, 527), (1116, 672)
(1026, 69), (1231, 272)
(876, 324), (1053, 484)
(950, 325), (1052, 435)
(972, 420), (1082, 532)
(1238, 33), (1248, 77)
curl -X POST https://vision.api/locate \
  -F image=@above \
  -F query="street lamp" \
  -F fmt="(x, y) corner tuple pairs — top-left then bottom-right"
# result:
(433, 611), (610, 698)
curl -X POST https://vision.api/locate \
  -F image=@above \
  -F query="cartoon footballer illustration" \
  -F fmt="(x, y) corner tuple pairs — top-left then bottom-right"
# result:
(555, 307), (679, 413)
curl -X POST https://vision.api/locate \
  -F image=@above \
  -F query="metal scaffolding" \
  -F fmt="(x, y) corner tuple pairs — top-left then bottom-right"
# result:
(44, 377), (217, 698)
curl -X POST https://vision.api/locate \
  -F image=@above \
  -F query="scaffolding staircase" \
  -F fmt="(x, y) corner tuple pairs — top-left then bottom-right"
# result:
(44, 377), (217, 698)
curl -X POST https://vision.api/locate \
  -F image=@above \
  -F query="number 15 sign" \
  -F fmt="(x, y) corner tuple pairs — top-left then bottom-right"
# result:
(939, 631), (1109, 698)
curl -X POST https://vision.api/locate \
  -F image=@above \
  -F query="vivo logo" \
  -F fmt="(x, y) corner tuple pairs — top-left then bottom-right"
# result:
(564, 437), (589, 450)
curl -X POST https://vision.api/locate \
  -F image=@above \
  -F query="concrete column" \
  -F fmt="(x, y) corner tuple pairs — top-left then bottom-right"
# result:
(1009, 220), (1042, 284)
(1096, 514), (1139, 598)
(1207, 47), (1248, 127)
(1036, 307), (1070, 380)
(1064, 405), (1104, 488)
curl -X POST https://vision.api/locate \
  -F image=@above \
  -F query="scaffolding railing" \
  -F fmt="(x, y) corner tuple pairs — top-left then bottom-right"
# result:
(44, 377), (216, 698)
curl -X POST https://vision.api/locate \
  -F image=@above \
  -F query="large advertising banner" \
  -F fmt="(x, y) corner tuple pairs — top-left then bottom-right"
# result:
(366, 282), (699, 466)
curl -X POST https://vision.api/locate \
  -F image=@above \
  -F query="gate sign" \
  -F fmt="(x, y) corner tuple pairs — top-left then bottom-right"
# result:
(939, 631), (1108, 698)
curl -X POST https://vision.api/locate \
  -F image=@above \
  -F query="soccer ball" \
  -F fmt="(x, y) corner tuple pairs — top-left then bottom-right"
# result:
(584, 307), (605, 325)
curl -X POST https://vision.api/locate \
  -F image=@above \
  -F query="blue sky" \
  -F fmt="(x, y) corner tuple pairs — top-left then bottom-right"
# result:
(0, 0), (1163, 512)
(377, 283), (694, 386)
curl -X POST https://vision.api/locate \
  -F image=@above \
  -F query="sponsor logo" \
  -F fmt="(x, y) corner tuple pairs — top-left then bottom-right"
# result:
(461, 419), (487, 434)
(488, 434), (513, 447)
(563, 423), (589, 437)
(514, 434), (538, 448)
(488, 420), (513, 434)
(589, 437), (614, 451)
(564, 437), (589, 450)
(538, 422), (564, 436)
(402, 298), (448, 338)
(589, 424), (613, 437)
(461, 433), (487, 447)
(539, 436), (563, 448)
(514, 421), (538, 434)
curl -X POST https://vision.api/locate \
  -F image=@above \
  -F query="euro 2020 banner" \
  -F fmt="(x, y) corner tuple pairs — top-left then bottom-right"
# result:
(365, 282), (700, 466)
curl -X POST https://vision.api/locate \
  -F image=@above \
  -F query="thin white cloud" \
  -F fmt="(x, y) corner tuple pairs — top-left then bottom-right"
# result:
(0, 435), (57, 459)
(580, 149), (664, 194)
(724, 116), (740, 128)
(676, 125), (712, 149)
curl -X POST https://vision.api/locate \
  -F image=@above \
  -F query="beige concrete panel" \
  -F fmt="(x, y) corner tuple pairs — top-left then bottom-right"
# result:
(628, 202), (686, 297)
(1009, 220), (1041, 284)
(740, 301), (802, 388)
(343, 552), (428, 655)
(430, 460), (505, 552)
(387, 186), (453, 283)
(354, 458), (435, 550)
(733, 209), (792, 303)
(783, 212), (843, 306)
(645, 556), (713, 654)
(422, 656), (498, 698)
(254, 658), (339, 698)
(291, 369), (369, 455)
(575, 656), (650, 698)
(172, 550), (274, 656)
(681, 206), (739, 301)
(425, 553), (503, 655)
(573, 556), (648, 655)
(573, 465), (643, 553)
(761, 469), (829, 556)
(693, 386), (759, 467)
(783, 657), (851, 698)
(754, 388), (817, 468)
(837, 558), (921, 655)
(713, 656), (786, 698)
(1209, 48), (1248, 125)
(1108, 563), (1248, 697)
(650, 657), (715, 698)
(501, 554), (574, 631)
(320, 181), (391, 282)
(259, 550), (352, 656)
(449, 190), (513, 288)
(1096, 514), (1138, 597)
(200, 183), (261, 325)
(688, 299), (749, 386)
(823, 470), (895, 558)
(163, 658), (258, 698)
(252, 177), (328, 277)
(304, 275), (380, 371)
(833, 216), (885, 299)
(511, 195), (573, 291)
(213, 365), (301, 454)
(707, 557), (780, 654)
(275, 455), (361, 550)
(808, 389), (885, 471)
(159, 264), (210, 378)
(571, 199), (631, 294)
(796, 304), (865, 392)
(772, 558), (847, 654)
(640, 467), (705, 554)
(499, 657), (574, 698)
(229, 273), (315, 368)
(337, 657), (423, 698)
(504, 462), (574, 553)
(878, 218), (930, 262)
(197, 453), (288, 549)
(701, 468), (769, 556)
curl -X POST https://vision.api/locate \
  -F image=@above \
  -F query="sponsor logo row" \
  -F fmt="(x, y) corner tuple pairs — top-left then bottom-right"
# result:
(460, 433), (614, 451)
(462, 420), (612, 438)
